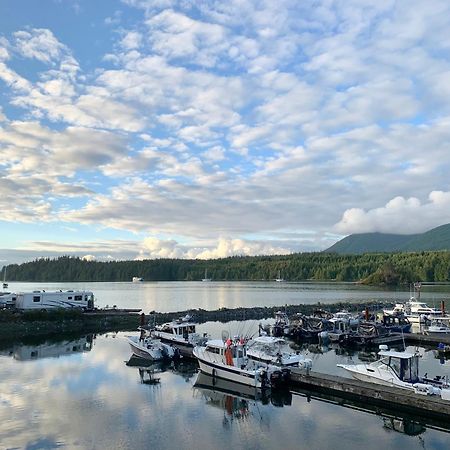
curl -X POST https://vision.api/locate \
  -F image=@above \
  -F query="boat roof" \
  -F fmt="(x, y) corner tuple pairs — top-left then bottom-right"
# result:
(206, 339), (227, 348)
(253, 336), (285, 344)
(378, 350), (417, 359)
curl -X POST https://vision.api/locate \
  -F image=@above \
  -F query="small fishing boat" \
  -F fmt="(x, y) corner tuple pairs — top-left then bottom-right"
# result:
(425, 320), (450, 335)
(132, 277), (143, 282)
(193, 337), (290, 389)
(152, 315), (209, 357)
(247, 335), (312, 368)
(337, 345), (450, 401)
(126, 332), (178, 361)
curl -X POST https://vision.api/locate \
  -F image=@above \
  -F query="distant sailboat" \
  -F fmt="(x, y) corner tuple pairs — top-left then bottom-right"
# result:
(202, 269), (211, 282)
(275, 270), (285, 282)
(2, 266), (8, 289)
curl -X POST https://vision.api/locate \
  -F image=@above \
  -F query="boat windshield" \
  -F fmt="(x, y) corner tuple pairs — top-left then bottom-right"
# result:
(387, 356), (419, 382)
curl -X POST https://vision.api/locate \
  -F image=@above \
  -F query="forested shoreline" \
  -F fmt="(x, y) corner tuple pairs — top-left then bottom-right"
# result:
(3, 251), (450, 285)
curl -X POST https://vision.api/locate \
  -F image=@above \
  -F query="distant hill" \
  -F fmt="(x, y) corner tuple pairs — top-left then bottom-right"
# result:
(326, 224), (450, 254)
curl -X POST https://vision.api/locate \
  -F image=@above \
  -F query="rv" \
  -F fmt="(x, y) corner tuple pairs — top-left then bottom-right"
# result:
(14, 290), (95, 311)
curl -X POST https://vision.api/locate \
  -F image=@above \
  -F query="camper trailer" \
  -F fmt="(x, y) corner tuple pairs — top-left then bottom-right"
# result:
(14, 290), (94, 311)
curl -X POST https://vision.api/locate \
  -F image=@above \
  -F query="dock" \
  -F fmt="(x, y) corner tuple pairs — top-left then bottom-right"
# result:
(289, 369), (450, 422)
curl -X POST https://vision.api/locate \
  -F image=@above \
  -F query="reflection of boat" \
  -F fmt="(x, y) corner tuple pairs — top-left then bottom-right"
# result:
(247, 335), (312, 368)
(153, 315), (208, 357)
(126, 355), (199, 382)
(193, 338), (290, 388)
(194, 372), (292, 414)
(337, 345), (450, 400)
(1, 335), (94, 361)
(126, 333), (178, 361)
(382, 417), (426, 436)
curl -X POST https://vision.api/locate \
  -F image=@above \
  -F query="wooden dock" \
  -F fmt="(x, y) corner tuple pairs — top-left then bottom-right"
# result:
(289, 369), (450, 422)
(406, 332), (450, 346)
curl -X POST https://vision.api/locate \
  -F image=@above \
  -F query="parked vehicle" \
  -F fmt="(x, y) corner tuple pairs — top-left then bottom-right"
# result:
(14, 290), (94, 311)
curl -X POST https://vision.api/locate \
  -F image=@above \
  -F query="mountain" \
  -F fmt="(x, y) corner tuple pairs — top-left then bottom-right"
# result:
(325, 223), (450, 254)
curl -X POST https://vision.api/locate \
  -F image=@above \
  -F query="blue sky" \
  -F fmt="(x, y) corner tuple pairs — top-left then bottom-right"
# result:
(2, 0), (450, 264)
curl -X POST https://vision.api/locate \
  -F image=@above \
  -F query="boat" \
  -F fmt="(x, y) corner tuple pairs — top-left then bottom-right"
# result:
(152, 315), (208, 357)
(275, 270), (285, 282)
(132, 277), (143, 282)
(337, 345), (450, 401)
(383, 283), (446, 323)
(201, 269), (211, 282)
(380, 314), (412, 333)
(270, 310), (290, 337)
(0, 291), (16, 308)
(193, 337), (291, 389)
(2, 266), (8, 289)
(247, 335), (312, 368)
(425, 320), (450, 335)
(126, 331), (178, 361)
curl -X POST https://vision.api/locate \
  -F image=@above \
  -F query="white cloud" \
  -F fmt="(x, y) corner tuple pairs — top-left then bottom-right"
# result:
(13, 29), (66, 63)
(335, 191), (450, 235)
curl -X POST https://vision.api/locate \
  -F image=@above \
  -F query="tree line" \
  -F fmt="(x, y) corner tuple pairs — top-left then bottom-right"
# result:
(2, 251), (450, 285)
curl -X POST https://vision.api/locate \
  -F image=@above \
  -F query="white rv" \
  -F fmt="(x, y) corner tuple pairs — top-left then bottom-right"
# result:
(15, 290), (94, 311)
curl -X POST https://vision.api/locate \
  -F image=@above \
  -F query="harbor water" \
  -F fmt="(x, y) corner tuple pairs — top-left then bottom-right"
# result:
(1, 282), (450, 449)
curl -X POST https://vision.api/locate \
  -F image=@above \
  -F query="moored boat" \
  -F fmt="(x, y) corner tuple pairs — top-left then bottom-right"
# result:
(337, 345), (450, 401)
(152, 315), (208, 357)
(247, 335), (312, 368)
(193, 337), (291, 389)
(126, 333), (178, 361)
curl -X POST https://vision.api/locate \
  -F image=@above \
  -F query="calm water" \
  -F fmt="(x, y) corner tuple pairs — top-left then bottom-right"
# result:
(2, 283), (450, 449)
(6, 281), (450, 312)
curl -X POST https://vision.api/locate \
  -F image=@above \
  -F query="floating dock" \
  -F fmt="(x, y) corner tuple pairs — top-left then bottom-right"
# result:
(289, 369), (450, 421)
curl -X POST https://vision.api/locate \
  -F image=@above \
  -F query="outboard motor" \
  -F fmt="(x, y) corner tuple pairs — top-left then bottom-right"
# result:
(270, 370), (283, 388)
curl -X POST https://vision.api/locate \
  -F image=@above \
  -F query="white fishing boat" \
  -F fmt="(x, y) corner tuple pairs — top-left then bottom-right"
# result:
(152, 315), (208, 357)
(132, 277), (143, 282)
(126, 333), (178, 361)
(193, 337), (290, 389)
(247, 335), (312, 368)
(425, 320), (450, 335)
(337, 345), (450, 401)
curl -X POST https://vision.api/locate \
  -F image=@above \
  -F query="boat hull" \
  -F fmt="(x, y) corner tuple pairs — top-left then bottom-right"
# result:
(196, 357), (263, 388)
(128, 341), (163, 360)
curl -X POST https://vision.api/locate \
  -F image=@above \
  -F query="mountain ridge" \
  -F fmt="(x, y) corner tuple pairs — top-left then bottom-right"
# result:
(325, 223), (450, 254)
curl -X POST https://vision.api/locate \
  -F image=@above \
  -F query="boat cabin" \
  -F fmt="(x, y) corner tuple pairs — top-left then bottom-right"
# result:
(204, 339), (248, 367)
(158, 321), (196, 338)
(378, 349), (419, 383)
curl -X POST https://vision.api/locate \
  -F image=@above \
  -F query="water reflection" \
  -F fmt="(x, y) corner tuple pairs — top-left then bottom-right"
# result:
(0, 334), (94, 360)
(1, 331), (450, 449)
(193, 372), (292, 428)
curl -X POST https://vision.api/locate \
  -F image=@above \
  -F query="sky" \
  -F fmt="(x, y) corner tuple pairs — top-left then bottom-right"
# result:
(1, 0), (450, 265)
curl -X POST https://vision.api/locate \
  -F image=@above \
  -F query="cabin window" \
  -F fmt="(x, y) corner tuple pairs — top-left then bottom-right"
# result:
(390, 357), (401, 379)
(33, 296), (40, 302)
(238, 349), (244, 358)
(68, 297), (73, 300)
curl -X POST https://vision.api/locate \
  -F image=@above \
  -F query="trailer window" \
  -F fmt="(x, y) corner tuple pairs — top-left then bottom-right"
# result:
(68, 296), (73, 300)
(33, 296), (40, 302)
(75, 295), (82, 301)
